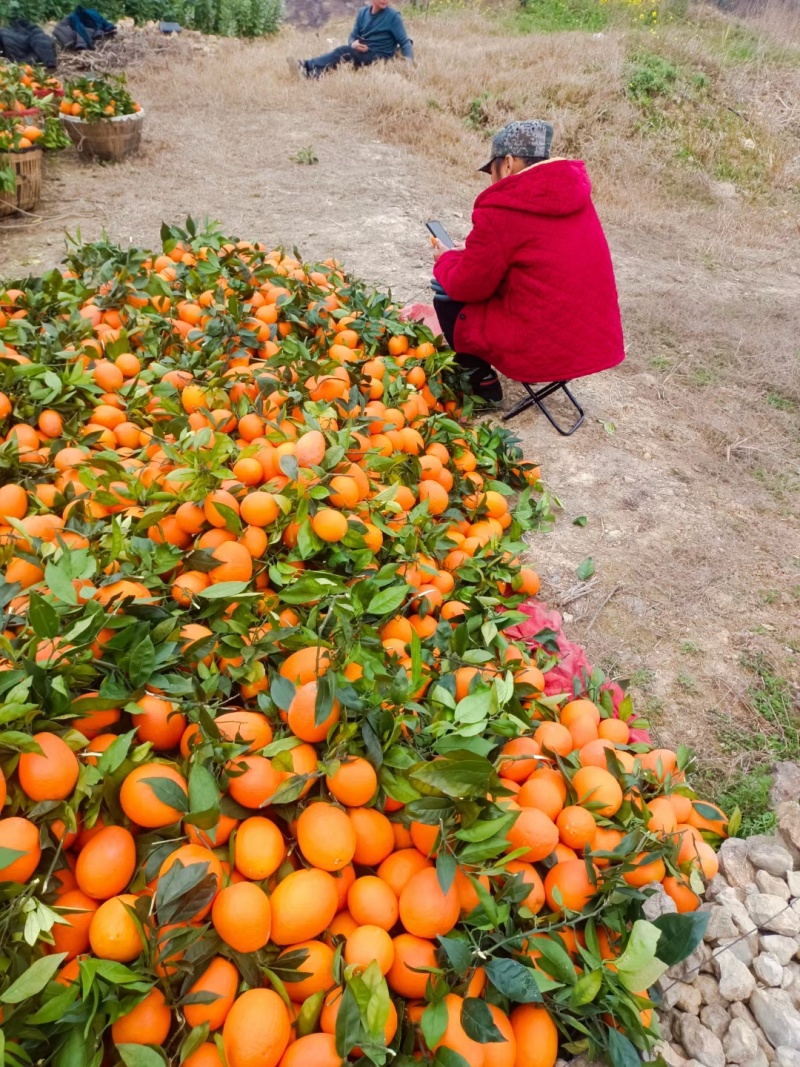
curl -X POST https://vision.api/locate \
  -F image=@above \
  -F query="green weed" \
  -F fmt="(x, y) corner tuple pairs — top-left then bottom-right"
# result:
(513, 0), (608, 34)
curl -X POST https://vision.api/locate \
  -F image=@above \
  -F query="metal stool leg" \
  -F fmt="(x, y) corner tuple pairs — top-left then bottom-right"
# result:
(502, 381), (585, 436)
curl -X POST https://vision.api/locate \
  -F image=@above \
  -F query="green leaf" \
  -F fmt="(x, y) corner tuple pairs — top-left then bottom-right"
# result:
(607, 1027), (641, 1067)
(141, 775), (188, 814)
(97, 730), (135, 775)
(570, 969), (603, 1007)
(461, 997), (505, 1043)
(187, 762), (221, 827)
(437, 936), (472, 975)
(436, 850), (456, 896)
(366, 585), (408, 616)
(434, 1051), (471, 1067)
(0, 846), (26, 869)
(117, 1047), (168, 1067)
(411, 751), (500, 799)
(572, 516), (588, 527)
(576, 557), (595, 581)
(128, 635), (156, 687)
(155, 860), (217, 926)
(484, 958), (542, 1003)
(535, 938), (577, 985)
(198, 581), (250, 600)
(28, 592), (59, 640)
(421, 998), (448, 1049)
(179, 1024), (211, 1063)
(615, 919), (668, 992)
(335, 983), (364, 1059)
(1, 953), (67, 1002)
(314, 672), (336, 728)
(270, 675), (296, 712)
(651, 912), (709, 966)
(44, 562), (77, 605)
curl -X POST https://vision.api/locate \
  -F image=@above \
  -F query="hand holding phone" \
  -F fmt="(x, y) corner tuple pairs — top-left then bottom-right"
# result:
(425, 220), (455, 249)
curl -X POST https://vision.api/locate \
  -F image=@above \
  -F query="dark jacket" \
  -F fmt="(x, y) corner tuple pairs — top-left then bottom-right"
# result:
(349, 5), (413, 59)
(0, 20), (56, 68)
(433, 159), (625, 383)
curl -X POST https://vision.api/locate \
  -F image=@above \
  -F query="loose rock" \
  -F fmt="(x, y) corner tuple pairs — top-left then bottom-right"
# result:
(775, 1046), (800, 1067)
(701, 903), (739, 941)
(643, 881), (678, 920)
(722, 1017), (759, 1063)
(746, 890), (800, 935)
(753, 951), (784, 986)
(788, 870), (800, 898)
(730, 1001), (758, 1029)
(718, 839), (755, 890)
(750, 988), (800, 1051)
(716, 887), (757, 934)
(771, 762), (800, 807)
(715, 935), (756, 966)
(677, 1014), (725, 1067)
(715, 951), (755, 1001)
(755, 869), (791, 900)
(747, 839), (794, 877)
(699, 1003), (729, 1035)
(760, 934), (799, 965)
(776, 803), (800, 859)
(695, 974), (729, 1007)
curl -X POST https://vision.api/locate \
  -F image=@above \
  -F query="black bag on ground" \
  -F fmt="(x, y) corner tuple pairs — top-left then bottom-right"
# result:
(0, 19), (57, 68)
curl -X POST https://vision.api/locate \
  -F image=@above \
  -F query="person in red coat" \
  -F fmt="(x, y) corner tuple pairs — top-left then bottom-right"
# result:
(432, 120), (625, 403)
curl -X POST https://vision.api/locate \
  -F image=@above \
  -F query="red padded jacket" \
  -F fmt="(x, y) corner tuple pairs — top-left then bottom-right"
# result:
(433, 159), (625, 382)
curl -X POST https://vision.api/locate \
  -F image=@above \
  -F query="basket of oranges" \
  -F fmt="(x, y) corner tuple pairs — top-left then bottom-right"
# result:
(0, 116), (44, 218)
(58, 74), (143, 162)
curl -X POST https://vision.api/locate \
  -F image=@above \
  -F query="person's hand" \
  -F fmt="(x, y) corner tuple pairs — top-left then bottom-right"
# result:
(431, 237), (449, 262)
(352, 39), (369, 52)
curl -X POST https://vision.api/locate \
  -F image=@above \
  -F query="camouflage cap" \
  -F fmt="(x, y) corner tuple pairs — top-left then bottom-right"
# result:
(478, 120), (554, 173)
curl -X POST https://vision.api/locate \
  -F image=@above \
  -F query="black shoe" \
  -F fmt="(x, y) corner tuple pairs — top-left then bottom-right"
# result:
(472, 370), (503, 404)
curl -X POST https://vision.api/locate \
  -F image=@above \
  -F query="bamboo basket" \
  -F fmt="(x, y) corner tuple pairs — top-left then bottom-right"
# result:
(59, 109), (144, 163)
(0, 148), (43, 219)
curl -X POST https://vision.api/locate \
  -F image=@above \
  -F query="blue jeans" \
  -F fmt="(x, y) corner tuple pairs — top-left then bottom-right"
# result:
(305, 45), (380, 77)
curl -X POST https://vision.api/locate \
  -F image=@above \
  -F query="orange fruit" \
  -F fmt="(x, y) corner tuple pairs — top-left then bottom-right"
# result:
(386, 933), (438, 998)
(662, 874), (701, 913)
(534, 721), (574, 758)
(686, 801), (728, 837)
(647, 797), (678, 834)
(598, 717), (630, 744)
(544, 859), (600, 912)
(18, 731), (79, 801)
(279, 939), (335, 1000)
(344, 924), (395, 974)
(505, 860), (546, 915)
(377, 848), (432, 897)
(347, 875), (399, 930)
(281, 646), (331, 685)
(296, 802), (357, 871)
(287, 681), (340, 743)
(52, 889), (98, 960)
(571, 766), (623, 818)
(433, 994), (488, 1064)
(132, 694), (186, 751)
(399, 867), (460, 939)
(505, 808), (559, 863)
(185, 957), (239, 1031)
(269, 868), (339, 945)
(517, 776), (564, 821)
(483, 1004), (516, 1067)
(227, 755), (283, 808)
(212, 882), (272, 952)
(0, 816), (42, 883)
(223, 989), (291, 1067)
(111, 988), (171, 1047)
(184, 1046), (224, 1067)
(234, 816), (286, 880)
(325, 757), (377, 806)
(509, 1005), (558, 1067)
(277, 1033), (340, 1067)
(347, 807), (395, 866)
(312, 508), (348, 543)
(498, 737), (542, 782)
(89, 894), (143, 962)
(75, 826), (136, 899)
(159, 844), (223, 917)
(623, 853), (667, 888)
(556, 806), (597, 851)
(119, 764), (187, 828)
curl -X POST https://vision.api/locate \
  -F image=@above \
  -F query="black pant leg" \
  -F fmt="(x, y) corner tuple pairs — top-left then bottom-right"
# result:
(433, 298), (503, 403)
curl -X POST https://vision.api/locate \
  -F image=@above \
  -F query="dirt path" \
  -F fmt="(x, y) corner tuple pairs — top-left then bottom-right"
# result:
(1, 21), (798, 784)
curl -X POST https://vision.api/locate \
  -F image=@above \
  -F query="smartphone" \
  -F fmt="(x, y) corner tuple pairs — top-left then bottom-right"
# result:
(425, 220), (455, 249)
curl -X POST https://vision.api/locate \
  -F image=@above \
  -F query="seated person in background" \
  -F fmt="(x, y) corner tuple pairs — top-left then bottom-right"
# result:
(295, 0), (413, 79)
(432, 120), (625, 403)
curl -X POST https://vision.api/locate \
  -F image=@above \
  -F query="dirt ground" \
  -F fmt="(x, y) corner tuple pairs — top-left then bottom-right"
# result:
(1, 7), (798, 783)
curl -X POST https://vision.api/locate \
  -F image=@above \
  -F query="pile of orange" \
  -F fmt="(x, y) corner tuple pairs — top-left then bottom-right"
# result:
(0, 223), (728, 1067)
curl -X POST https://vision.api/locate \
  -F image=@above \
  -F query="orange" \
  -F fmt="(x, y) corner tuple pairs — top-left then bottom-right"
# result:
(184, 957), (239, 1031)
(347, 875), (399, 930)
(641, 748), (681, 783)
(132, 694), (186, 751)
(556, 806), (597, 851)
(534, 721), (574, 758)
(509, 1005), (558, 1067)
(517, 776), (564, 821)
(210, 541), (253, 585)
(483, 1004), (517, 1067)
(159, 844), (223, 917)
(544, 859), (600, 912)
(287, 681), (340, 743)
(399, 867), (460, 939)
(386, 933), (438, 998)
(498, 737), (542, 782)
(89, 894), (143, 962)
(227, 755), (283, 808)
(215, 710), (274, 751)
(234, 816), (286, 880)
(347, 807), (395, 866)
(571, 766), (623, 818)
(52, 890), (98, 960)
(312, 508), (348, 543)
(279, 939), (335, 1000)
(184, 1046), (224, 1067)
(269, 868), (339, 945)
(662, 874), (701, 913)
(325, 757), (377, 806)
(505, 808), (559, 863)
(623, 853), (667, 888)
(277, 1033), (340, 1067)
(598, 717), (630, 744)
(505, 860), (546, 915)
(433, 994), (487, 1066)
(0, 816), (42, 883)
(75, 826), (136, 899)
(18, 731), (79, 801)
(686, 800), (728, 837)
(212, 881), (272, 952)
(281, 646), (331, 685)
(647, 797), (678, 834)
(0, 484), (28, 522)
(377, 848), (432, 897)
(296, 802), (357, 871)
(204, 489), (240, 528)
(120, 764), (187, 828)
(223, 989), (291, 1067)
(111, 988), (171, 1047)
(559, 699), (601, 728)
(344, 924), (394, 974)
(240, 491), (279, 527)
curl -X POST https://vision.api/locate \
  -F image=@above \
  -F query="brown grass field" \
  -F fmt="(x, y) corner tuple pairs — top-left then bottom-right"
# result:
(1, 0), (798, 821)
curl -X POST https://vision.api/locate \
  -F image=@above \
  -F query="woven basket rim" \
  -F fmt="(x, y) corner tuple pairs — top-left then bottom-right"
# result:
(58, 108), (145, 126)
(0, 146), (44, 158)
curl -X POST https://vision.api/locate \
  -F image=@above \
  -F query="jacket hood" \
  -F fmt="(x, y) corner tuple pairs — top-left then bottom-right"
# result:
(475, 158), (592, 217)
